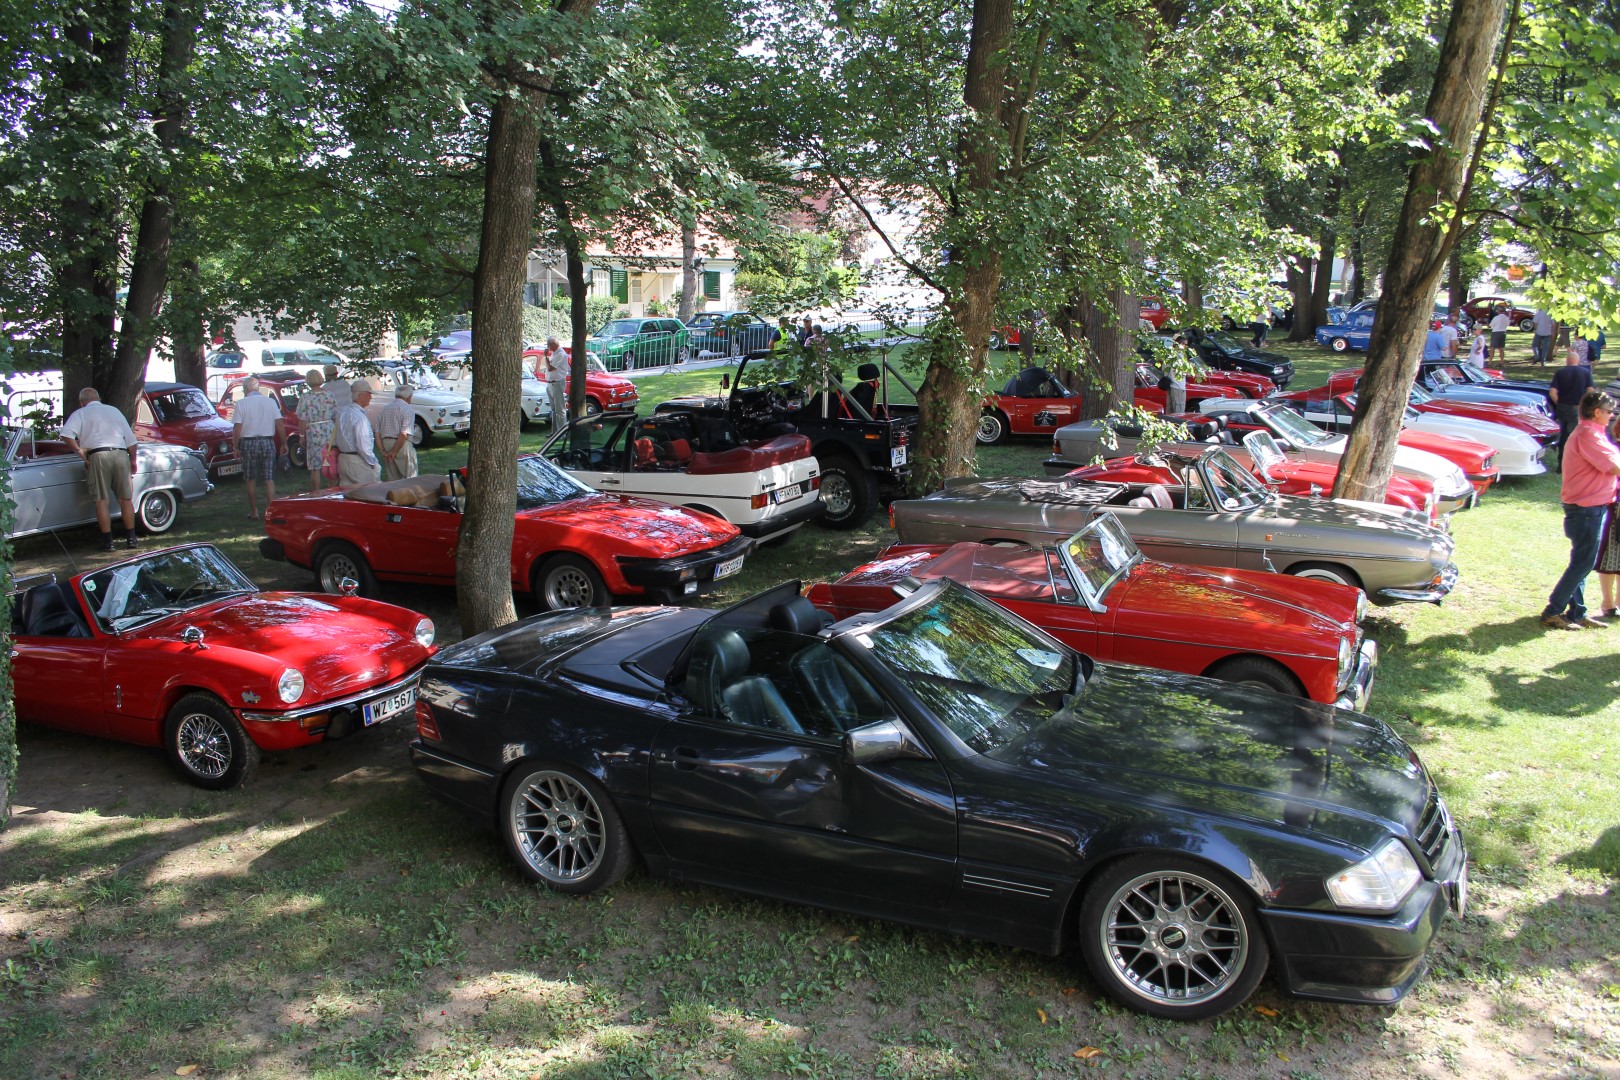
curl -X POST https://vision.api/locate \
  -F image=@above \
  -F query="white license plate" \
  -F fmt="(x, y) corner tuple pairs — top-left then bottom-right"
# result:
(363, 685), (416, 727)
(454, 421), (471, 431)
(772, 483), (804, 504)
(713, 554), (745, 580)
(216, 463), (242, 477)
(891, 446), (907, 467)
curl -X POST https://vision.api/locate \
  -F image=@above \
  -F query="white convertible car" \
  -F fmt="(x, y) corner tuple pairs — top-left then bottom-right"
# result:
(541, 410), (824, 544)
(1277, 392), (1547, 477)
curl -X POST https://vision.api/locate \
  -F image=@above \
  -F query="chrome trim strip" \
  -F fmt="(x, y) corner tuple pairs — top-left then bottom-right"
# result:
(412, 742), (497, 780)
(1376, 563), (1459, 604)
(1268, 548), (1428, 563)
(961, 873), (1055, 898)
(241, 665), (425, 722)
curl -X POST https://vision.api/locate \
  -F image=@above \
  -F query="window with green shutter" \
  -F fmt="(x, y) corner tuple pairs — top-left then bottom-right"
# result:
(610, 269), (629, 303)
(703, 270), (721, 301)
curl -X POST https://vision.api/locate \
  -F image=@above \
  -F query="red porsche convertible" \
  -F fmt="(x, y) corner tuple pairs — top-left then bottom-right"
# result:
(806, 514), (1376, 708)
(11, 543), (435, 788)
(260, 455), (753, 610)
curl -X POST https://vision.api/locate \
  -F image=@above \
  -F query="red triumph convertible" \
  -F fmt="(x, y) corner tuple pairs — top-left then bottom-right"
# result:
(260, 456), (754, 610)
(806, 514), (1376, 709)
(10, 543), (435, 788)
(978, 365), (1237, 444)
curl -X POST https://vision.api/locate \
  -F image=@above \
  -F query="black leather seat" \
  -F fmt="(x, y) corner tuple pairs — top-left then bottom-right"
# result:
(21, 583), (90, 638)
(767, 596), (831, 636)
(687, 629), (801, 733)
(789, 646), (888, 736)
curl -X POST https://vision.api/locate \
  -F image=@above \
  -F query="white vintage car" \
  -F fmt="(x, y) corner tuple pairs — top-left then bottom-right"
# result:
(540, 410), (824, 544)
(1279, 392), (1547, 477)
(360, 362), (473, 446)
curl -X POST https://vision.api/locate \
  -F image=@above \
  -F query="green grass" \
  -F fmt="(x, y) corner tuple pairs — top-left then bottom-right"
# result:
(4, 328), (1619, 1077)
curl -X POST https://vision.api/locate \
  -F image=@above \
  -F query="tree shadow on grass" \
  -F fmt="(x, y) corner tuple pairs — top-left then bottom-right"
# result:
(1557, 824), (1620, 876)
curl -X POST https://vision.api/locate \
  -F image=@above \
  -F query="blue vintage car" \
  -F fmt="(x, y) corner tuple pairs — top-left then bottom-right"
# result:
(1315, 309), (1376, 353)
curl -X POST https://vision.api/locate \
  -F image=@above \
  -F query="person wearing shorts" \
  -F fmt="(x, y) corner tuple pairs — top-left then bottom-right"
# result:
(231, 375), (287, 520)
(1489, 307), (1510, 364)
(60, 387), (140, 551)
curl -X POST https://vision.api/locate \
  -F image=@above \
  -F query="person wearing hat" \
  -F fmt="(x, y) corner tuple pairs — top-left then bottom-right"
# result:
(333, 378), (381, 486)
(849, 362), (883, 417)
(378, 383), (418, 480)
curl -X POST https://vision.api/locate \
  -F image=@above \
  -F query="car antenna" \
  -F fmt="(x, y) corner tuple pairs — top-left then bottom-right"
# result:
(51, 528), (80, 576)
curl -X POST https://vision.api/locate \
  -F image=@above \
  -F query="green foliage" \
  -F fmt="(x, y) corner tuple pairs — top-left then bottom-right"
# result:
(0, 339), (12, 825)
(733, 232), (859, 318)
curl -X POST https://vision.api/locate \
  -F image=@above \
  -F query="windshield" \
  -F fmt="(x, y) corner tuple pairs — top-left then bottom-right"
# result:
(81, 546), (257, 633)
(1456, 362), (1489, 382)
(1429, 367), (1456, 387)
(1260, 404), (1337, 447)
(862, 581), (1082, 758)
(1203, 329), (1245, 352)
(598, 320), (640, 339)
(1057, 514), (1141, 604)
(1242, 430), (1287, 476)
(1199, 449), (1269, 510)
(514, 455), (593, 510)
(151, 388), (216, 421)
(1409, 383), (1435, 405)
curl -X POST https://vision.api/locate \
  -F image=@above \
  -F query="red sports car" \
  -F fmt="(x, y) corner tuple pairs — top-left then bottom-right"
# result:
(215, 371), (309, 466)
(1314, 367), (1557, 443)
(1461, 296), (1536, 332)
(10, 543), (435, 788)
(260, 456), (753, 610)
(134, 381), (242, 480)
(520, 346), (641, 414)
(1131, 363), (1246, 410)
(978, 365), (1229, 444)
(1138, 296), (1174, 330)
(805, 514), (1376, 708)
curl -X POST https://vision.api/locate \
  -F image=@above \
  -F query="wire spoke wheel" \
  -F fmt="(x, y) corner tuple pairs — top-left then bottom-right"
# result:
(175, 712), (233, 780)
(1098, 869), (1249, 1010)
(511, 771), (606, 885)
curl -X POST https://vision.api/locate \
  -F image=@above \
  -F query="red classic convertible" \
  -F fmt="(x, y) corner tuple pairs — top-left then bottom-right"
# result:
(806, 514), (1376, 708)
(260, 456), (753, 610)
(978, 365), (1239, 445)
(10, 543), (435, 788)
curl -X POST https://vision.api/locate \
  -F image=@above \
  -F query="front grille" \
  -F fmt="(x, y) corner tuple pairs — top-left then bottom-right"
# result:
(1414, 785), (1450, 864)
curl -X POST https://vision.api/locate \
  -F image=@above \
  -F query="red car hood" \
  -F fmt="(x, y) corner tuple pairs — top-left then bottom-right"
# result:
(1112, 561), (1359, 641)
(135, 593), (430, 699)
(530, 494), (739, 554)
(1416, 399), (1557, 436)
(1268, 461), (1432, 503)
(1204, 371), (1275, 396)
(1397, 429), (1495, 471)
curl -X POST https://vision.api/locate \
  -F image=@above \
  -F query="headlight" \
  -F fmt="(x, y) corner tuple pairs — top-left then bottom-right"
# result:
(1354, 592), (1368, 624)
(414, 617), (435, 647)
(277, 668), (305, 704)
(1325, 839), (1422, 912)
(1337, 634), (1355, 689)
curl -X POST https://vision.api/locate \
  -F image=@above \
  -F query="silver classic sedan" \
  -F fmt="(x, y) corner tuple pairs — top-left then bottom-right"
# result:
(892, 446), (1458, 606)
(4, 425), (212, 540)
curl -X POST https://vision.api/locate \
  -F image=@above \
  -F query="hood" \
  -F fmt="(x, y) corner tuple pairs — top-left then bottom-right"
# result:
(136, 593), (429, 699)
(1111, 562), (1353, 647)
(1001, 664), (1430, 845)
(1257, 493), (1441, 540)
(159, 414), (235, 441)
(529, 494), (739, 554)
(409, 389), (470, 409)
(1409, 412), (1538, 451)
(1397, 429), (1493, 469)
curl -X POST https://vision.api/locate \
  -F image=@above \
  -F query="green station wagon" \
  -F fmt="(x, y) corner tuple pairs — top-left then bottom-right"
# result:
(586, 318), (693, 371)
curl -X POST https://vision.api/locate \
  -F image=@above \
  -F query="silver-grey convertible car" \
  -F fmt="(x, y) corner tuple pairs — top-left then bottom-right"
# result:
(892, 446), (1458, 606)
(4, 425), (213, 540)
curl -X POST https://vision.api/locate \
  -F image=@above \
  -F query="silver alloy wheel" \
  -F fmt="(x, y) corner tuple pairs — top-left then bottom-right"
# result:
(319, 550), (364, 592)
(139, 488), (178, 533)
(510, 770), (606, 884)
(976, 413), (1005, 444)
(1097, 868), (1249, 1009)
(543, 563), (597, 608)
(175, 712), (232, 780)
(820, 471), (854, 517)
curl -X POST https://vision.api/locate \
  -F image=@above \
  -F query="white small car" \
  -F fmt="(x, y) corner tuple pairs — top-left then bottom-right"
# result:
(541, 410), (824, 544)
(358, 362), (474, 446)
(434, 354), (552, 427)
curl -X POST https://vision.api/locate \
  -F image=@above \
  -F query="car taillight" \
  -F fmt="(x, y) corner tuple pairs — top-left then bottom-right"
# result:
(896, 428), (910, 445)
(415, 699), (440, 741)
(751, 492), (769, 509)
(810, 475), (821, 490)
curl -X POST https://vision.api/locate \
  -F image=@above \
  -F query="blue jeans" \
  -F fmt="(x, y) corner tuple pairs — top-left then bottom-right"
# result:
(1545, 503), (1609, 620)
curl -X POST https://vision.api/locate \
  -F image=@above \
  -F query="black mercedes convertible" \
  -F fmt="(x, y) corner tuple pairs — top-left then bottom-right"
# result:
(409, 578), (1466, 1020)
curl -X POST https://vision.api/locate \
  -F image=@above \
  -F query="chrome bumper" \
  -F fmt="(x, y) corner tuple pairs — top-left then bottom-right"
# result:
(1335, 639), (1379, 713)
(240, 666), (424, 723)
(1376, 563), (1460, 605)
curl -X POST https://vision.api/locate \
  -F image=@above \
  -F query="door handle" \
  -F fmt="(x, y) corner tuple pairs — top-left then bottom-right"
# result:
(671, 746), (708, 770)
(598, 476), (620, 485)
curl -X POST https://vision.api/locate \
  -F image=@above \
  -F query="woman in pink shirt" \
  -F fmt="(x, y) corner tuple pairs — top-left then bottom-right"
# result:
(1543, 390), (1620, 630)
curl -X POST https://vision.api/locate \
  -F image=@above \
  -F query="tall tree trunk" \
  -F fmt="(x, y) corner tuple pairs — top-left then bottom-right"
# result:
(1286, 256), (1313, 342)
(1308, 169), (1342, 333)
(1333, 0), (1512, 503)
(108, 0), (195, 415)
(678, 225), (698, 320)
(539, 138), (590, 422)
(56, 0), (132, 413)
(1075, 287), (1137, 421)
(1446, 245), (1465, 314)
(914, 0), (1013, 495)
(458, 0), (595, 637)
(1183, 278), (1203, 320)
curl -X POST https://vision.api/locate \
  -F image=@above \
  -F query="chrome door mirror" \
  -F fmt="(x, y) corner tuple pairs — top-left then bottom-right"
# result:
(843, 719), (932, 766)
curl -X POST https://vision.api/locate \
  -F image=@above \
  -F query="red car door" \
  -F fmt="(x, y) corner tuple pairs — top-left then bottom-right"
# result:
(12, 585), (110, 737)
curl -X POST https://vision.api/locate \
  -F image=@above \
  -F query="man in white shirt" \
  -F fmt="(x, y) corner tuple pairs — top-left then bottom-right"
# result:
(1489, 307), (1511, 364)
(333, 379), (381, 486)
(1532, 309), (1555, 365)
(544, 338), (568, 426)
(231, 375), (287, 520)
(378, 384), (418, 480)
(59, 387), (140, 551)
(1439, 314), (1460, 358)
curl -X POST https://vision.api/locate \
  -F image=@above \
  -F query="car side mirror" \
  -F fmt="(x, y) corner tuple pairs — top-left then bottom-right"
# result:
(181, 626), (207, 649)
(338, 577), (359, 597)
(843, 718), (932, 766)
(720, 374), (731, 391)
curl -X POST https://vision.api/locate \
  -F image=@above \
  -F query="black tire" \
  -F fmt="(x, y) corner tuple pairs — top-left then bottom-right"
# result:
(1079, 855), (1268, 1020)
(1220, 315), (1237, 331)
(976, 410), (1010, 445)
(165, 693), (261, 790)
(584, 398), (603, 417)
(287, 435), (306, 469)
(501, 763), (632, 893)
(988, 330), (1006, 351)
(623, 350), (638, 370)
(137, 488), (179, 534)
(1329, 337), (1349, 353)
(315, 540), (378, 597)
(1207, 655), (1303, 698)
(411, 416), (432, 448)
(519, 408), (532, 432)
(674, 344), (691, 364)
(815, 456), (877, 530)
(532, 554), (609, 610)
(1288, 562), (1362, 591)
(1518, 317), (1535, 333)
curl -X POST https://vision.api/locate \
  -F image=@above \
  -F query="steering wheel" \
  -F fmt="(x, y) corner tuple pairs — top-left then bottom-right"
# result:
(171, 578), (211, 605)
(558, 449), (589, 469)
